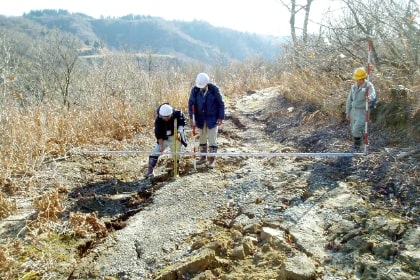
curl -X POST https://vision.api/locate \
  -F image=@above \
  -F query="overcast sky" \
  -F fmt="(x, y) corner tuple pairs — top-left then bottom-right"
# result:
(0, 0), (338, 37)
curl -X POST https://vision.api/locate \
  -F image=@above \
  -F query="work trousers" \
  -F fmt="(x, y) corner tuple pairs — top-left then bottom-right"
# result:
(150, 135), (182, 159)
(350, 108), (366, 138)
(198, 123), (218, 147)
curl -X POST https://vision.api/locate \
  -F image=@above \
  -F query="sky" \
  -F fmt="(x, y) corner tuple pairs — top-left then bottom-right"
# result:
(0, 0), (338, 37)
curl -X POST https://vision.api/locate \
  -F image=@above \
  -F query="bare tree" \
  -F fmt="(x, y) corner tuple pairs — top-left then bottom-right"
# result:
(34, 29), (81, 109)
(0, 31), (29, 109)
(0, 33), (12, 99)
(278, 0), (315, 45)
(278, 0), (320, 70)
(324, 0), (419, 80)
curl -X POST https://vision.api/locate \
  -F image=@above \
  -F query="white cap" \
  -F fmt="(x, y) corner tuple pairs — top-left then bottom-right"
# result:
(195, 73), (210, 89)
(159, 104), (173, 117)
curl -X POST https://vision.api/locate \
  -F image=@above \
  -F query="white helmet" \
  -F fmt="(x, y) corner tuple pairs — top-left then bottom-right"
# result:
(195, 73), (209, 89)
(159, 104), (173, 117)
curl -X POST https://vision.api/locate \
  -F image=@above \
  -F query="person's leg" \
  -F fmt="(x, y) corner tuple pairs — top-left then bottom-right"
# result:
(351, 110), (365, 151)
(197, 125), (208, 164)
(207, 126), (219, 168)
(167, 135), (181, 165)
(144, 144), (161, 177)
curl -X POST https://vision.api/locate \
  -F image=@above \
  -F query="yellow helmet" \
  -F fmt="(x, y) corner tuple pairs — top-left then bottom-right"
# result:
(353, 68), (367, 80)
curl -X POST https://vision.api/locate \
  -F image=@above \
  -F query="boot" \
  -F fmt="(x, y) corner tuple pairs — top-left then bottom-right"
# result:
(351, 137), (362, 152)
(144, 156), (158, 178)
(196, 144), (207, 164)
(208, 146), (217, 168)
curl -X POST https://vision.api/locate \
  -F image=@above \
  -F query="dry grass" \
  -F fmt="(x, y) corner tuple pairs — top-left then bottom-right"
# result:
(0, 191), (17, 219)
(278, 70), (346, 115)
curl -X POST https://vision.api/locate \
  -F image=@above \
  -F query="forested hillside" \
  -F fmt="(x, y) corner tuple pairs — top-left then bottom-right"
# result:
(1, 9), (283, 64)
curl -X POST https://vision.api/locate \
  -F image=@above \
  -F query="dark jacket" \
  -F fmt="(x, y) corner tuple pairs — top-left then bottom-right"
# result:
(154, 104), (187, 142)
(188, 83), (225, 129)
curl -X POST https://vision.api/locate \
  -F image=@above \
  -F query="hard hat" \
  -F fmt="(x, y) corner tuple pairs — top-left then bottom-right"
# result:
(353, 68), (367, 80)
(159, 104), (173, 117)
(195, 73), (210, 88)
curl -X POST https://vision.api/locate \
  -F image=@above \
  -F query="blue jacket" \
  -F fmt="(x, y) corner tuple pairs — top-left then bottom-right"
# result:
(188, 83), (225, 129)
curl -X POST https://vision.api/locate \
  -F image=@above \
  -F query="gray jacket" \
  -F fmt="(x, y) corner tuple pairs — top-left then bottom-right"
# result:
(346, 81), (376, 114)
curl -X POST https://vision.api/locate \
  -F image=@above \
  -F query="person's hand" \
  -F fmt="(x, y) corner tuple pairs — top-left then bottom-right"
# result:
(217, 119), (223, 126)
(346, 114), (351, 121)
(179, 131), (188, 147)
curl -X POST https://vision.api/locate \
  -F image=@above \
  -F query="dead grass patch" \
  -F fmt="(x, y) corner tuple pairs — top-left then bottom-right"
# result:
(0, 191), (17, 219)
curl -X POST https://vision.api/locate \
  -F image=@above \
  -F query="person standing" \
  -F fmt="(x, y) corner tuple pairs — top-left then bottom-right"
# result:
(188, 73), (225, 168)
(144, 103), (188, 178)
(345, 67), (376, 151)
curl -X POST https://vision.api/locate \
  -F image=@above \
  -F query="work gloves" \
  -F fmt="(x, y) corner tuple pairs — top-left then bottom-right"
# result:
(179, 131), (188, 147)
(177, 126), (188, 147)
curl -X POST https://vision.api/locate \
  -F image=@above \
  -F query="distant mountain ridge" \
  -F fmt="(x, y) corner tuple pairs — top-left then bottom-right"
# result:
(7, 9), (284, 64)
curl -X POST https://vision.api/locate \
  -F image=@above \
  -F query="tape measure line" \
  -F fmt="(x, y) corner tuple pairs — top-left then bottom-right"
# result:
(82, 150), (364, 157)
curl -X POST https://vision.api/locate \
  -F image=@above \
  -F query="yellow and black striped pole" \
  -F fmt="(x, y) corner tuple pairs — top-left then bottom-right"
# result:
(173, 118), (178, 178)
